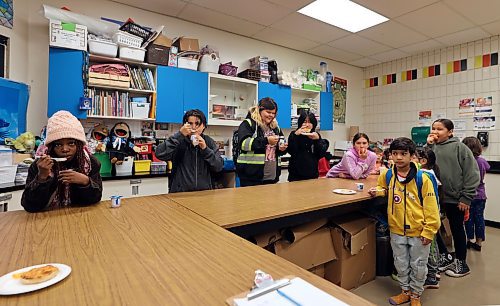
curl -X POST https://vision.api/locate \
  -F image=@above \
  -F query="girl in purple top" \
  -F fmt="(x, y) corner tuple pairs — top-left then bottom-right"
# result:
(462, 137), (490, 252)
(326, 133), (377, 179)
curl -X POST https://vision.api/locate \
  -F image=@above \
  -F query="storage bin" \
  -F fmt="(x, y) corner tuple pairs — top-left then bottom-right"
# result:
(0, 165), (17, 184)
(218, 62), (238, 76)
(151, 161), (167, 174)
(119, 21), (153, 42)
(131, 102), (151, 119)
(134, 160), (151, 174)
(146, 44), (170, 65)
(119, 46), (146, 62)
(115, 156), (134, 175)
(88, 38), (118, 57)
(0, 147), (13, 166)
(94, 152), (112, 175)
(177, 57), (199, 70)
(198, 53), (220, 73)
(112, 31), (143, 48)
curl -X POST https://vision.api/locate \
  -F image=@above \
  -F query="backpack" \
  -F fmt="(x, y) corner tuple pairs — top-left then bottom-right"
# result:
(232, 119), (257, 163)
(385, 168), (439, 206)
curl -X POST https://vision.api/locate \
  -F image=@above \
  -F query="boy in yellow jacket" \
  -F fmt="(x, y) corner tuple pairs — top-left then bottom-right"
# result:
(369, 137), (440, 306)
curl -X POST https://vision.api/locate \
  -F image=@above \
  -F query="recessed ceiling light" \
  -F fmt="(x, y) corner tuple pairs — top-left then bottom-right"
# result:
(298, 0), (389, 33)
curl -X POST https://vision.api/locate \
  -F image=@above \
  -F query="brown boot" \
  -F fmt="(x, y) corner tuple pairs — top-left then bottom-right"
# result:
(410, 293), (422, 306)
(388, 290), (411, 305)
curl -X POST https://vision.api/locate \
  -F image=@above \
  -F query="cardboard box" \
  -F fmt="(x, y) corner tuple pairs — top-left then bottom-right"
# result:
(324, 214), (376, 290)
(308, 263), (326, 278)
(275, 227), (337, 270)
(49, 19), (87, 51)
(172, 37), (199, 52)
(13, 153), (32, 164)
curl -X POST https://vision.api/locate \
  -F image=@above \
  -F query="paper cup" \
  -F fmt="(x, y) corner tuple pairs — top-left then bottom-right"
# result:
(355, 183), (364, 191)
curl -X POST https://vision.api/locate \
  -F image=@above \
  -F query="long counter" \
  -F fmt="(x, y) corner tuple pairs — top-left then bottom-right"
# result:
(0, 195), (374, 306)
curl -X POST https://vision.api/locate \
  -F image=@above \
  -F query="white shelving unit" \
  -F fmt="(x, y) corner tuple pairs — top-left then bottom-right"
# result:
(290, 87), (321, 129)
(207, 73), (258, 127)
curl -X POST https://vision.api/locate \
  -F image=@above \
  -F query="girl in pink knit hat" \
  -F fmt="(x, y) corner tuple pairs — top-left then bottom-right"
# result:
(21, 111), (102, 212)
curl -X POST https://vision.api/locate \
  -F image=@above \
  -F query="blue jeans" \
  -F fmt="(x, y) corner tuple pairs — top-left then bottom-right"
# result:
(465, 199), (486, 241)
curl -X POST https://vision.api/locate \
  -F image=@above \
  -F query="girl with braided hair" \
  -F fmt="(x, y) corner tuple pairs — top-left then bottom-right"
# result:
(22, 111), (102, 212)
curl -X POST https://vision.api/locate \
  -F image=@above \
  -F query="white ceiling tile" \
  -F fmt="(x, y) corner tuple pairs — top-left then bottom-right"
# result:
(371, 49), (409, 62)
(307, 45), (363, 63)
(252, 28), (320, 51)
(399, 39), (445, 55)
(435, 27), (490, 46)
(482, 20), (500, 36)
(265, 0), (314, 10)
(351, 0), (439, 18)
(189, 0), (293, 26)
(357, 20), (428, 48)
(110, 0), (187, 16)
(270, 13), (350, 44)
(442, 0), (500, 26)
(178, 4), (265, 37)
(349, 57), (381, 68)
(328, 34), (391, 56)
(395, 2), (474, 38)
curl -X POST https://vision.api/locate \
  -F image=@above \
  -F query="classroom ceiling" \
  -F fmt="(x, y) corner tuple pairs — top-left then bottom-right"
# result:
(110, 0), (500, 68)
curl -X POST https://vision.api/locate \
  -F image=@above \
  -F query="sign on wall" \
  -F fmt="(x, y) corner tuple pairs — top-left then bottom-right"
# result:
(333, 77), (347, 123)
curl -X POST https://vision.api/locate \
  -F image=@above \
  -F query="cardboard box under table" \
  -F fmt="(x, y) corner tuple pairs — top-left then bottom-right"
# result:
(325, 214), (376, 290)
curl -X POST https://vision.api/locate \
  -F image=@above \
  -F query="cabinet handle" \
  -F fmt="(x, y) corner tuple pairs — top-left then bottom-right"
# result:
(0, 193), (13, 201)
(130, 179), (142, 185)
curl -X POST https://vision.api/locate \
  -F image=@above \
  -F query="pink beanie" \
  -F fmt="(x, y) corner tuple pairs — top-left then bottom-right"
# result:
(45, 111), (86, 145)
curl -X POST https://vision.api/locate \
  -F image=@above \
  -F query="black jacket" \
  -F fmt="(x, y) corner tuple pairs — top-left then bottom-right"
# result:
(155, 132), (223, 193)
(235, 118), (285, 184)
(287, 132), (328, 181)
(21, 155), (103, 213)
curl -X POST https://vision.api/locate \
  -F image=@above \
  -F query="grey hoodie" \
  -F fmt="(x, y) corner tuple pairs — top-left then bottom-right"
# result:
(429, 137), (479, 205)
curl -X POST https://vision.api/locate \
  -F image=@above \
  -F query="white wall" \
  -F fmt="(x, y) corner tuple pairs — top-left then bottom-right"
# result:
(3, 0), (364, 149)
(363, 36), (500, 161)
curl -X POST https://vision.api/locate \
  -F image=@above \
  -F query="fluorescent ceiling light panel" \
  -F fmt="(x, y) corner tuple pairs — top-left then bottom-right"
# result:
(298, 0), (388, 33)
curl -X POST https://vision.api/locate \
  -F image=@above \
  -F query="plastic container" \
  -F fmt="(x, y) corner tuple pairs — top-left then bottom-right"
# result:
(115, 156), (134, 175)
(134, 160), (151, 174)
(88, 38), (118, 57)
(177, 57), (199, 70)
(94, 152), (112, 175)
(376, 236), (393, 276)
(0, 147), (13, 166)
(119, 21), (153, 42)
(0, 165), (17, 184)
(151, 161), (167, 174)
(119, 46), (146, 62)
(131, 102), (151, 119)
(112, 31), (143, 48)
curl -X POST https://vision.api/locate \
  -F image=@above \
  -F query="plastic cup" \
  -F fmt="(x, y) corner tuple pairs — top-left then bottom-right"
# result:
(355, 183), (364, 191)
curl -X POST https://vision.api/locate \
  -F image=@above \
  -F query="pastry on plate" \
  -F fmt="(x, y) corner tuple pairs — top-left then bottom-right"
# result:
(13, 265), (60, 284)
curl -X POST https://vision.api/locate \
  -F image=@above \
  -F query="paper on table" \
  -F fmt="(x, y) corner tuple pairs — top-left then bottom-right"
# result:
(233, 277), (350, 306)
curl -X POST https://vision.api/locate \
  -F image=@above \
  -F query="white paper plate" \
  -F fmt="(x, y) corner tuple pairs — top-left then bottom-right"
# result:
(332, 189), (357, 195)
(0, 263), (71, 295)
(301, 132), (314, 136)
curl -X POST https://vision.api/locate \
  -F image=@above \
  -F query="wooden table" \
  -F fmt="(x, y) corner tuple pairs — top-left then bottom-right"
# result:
(0, 197), (374, 305)
(168, 177), (379, 236)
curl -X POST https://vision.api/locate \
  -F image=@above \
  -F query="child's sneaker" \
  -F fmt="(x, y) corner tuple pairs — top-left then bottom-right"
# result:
(388, 290), (411, 305)
(410, 293), (422, 306)
(445, 259), (471, 277)
(436, 272), (441, 280)
(423, 278), (439, 289)
(437, 253), (454, 272)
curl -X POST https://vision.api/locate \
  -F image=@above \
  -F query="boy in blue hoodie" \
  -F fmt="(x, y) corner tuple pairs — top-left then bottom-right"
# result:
(369, 137), (440, 306)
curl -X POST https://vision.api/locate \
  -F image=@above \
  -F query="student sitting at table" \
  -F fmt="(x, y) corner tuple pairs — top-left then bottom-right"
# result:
(326, 133), (377, 179)
(21, 111), (103, 212)
(155, 109), (223, 193)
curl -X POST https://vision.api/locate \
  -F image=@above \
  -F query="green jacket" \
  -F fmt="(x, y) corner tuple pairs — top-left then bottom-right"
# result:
(429, 137), (479, 205)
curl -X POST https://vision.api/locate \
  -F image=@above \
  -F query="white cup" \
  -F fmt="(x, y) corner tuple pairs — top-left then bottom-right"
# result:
(190, 134), (199, 146)
(110, 196), (122, 208)
(355, 183), (364, 191)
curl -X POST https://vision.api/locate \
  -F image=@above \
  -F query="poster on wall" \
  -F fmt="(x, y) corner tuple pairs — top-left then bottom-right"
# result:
(459, 98), (475, 116)
(0, 78), (29, 144)
(475, 96), (493, 115)
(0, 0), (13, 29)
(418, 110), (432, 126)
(453, 119), (467, 131)
(333, 77), (347, 123)
(473, 116), (496, 131)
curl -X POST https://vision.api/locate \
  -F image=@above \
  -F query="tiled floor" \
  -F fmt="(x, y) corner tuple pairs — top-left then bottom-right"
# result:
(353, 226), (500, 306)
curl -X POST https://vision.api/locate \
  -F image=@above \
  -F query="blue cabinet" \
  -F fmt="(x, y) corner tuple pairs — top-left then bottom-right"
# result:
(48, 47), (86, 118)
(320, 92), (334, 131)
(258, 82), (291, 129)
(156, 67), (208, 123)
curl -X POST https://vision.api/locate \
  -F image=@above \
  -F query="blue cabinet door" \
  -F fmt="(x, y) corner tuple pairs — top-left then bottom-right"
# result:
(156, 66), (183, 123)
(258, 82), (291, 129)
(183, 70), (208, 116)
(48, 48), (86, 118)
(320, 91), (334, 131)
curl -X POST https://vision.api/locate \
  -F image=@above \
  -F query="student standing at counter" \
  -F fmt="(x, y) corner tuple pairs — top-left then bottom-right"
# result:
(156, 109), (223, 193)
(21, 111), (102, 212)
(327, 133), (377, 179)
(236, 98), (287, 186)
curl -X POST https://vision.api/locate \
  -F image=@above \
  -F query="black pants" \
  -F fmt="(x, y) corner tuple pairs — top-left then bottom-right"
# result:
(239, 179), (276, 187)
(444, 203), (467, 261)
(436, 231), (448, 255)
